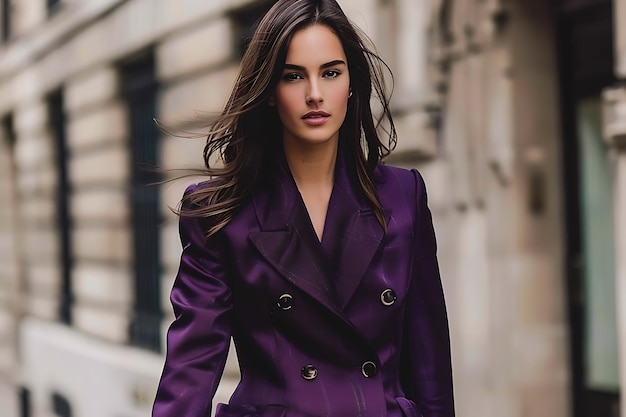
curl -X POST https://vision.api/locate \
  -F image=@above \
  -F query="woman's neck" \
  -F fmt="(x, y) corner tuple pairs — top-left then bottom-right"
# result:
(283, 139), (338, 190)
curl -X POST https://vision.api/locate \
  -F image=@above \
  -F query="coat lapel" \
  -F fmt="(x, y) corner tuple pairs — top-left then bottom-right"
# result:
(249, 150), (387, 314)
(329, 163), (388, 310)
(249, 158), (339, 314)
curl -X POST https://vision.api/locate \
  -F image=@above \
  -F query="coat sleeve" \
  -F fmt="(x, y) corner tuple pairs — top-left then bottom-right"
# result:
(400, 169), (455, 417)
(152, 184), (233, 417)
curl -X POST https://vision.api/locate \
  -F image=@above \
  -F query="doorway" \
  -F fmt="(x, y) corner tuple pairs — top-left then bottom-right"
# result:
(555, 0), (620, 415)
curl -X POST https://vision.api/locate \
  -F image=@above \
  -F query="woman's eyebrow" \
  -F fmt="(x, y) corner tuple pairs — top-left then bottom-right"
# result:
(283, 60), (347, 71)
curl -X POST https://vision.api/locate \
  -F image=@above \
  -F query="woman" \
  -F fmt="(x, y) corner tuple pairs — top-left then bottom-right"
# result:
(152, 0), (454, 416)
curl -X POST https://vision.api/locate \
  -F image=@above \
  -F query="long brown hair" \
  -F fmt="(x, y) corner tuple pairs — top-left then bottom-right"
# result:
(182, 0), (397, 237)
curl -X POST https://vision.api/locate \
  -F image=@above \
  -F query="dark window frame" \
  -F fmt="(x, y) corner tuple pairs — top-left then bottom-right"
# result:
(119, 50), (162, 353)
(1, 113), (14, 148)
(48, 89), (73, 325)
(19, 386), (30, 417)
(230, 0), (276, 57)
(1, 0), (11, 43)
(51, 391), (72, 417)
(554, 0), (620, 416)
(47, 0), (62, 17)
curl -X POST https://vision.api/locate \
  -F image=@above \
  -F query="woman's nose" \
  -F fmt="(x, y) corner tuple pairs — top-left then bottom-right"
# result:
(306, 80), (323, 104)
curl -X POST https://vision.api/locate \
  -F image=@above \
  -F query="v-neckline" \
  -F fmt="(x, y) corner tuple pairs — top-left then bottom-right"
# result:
(275, 145), (346, 253)
(296, 183), (337, 247)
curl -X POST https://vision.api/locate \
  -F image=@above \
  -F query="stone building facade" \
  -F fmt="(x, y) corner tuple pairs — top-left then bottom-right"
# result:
(0, 0), (623, 417)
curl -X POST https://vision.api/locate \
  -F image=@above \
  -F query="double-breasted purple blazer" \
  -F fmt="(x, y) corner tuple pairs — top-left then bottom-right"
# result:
(152, 153), (454, 417)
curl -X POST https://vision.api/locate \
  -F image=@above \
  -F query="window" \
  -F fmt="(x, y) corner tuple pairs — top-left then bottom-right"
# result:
(231, 0), (276, 56)
(1, 0), (11, 43)
(48, 90), (73, 325)
(19, 386), (31, 417)
(47, 0), (61, 16)
(1, 113), (14, 149)
(120, 51), (161, 352)
(51, 392), (72, 417)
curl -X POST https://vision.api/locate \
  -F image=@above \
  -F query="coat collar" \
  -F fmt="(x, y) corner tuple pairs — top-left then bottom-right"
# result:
(249, 148), (387, 314)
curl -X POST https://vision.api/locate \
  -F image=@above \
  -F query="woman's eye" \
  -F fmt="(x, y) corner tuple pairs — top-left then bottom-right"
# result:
(324, 70), (340, 79)
(283, 73), (303, 81)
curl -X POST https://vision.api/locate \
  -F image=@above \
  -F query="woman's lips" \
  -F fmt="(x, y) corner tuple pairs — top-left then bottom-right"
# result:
(302, 111), (330, 126)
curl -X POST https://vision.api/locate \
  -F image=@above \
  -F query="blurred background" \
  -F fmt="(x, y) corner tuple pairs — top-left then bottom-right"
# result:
(0, 0), (624, 416)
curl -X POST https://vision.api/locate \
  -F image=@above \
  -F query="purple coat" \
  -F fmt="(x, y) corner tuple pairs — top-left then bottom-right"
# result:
(152, 155), (454, 417)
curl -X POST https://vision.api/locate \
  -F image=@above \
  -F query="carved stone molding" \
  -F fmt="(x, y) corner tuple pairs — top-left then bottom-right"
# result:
(428, 0), (509, 57)
(427, 0), (510, 102)
(602, 86), (626, 149)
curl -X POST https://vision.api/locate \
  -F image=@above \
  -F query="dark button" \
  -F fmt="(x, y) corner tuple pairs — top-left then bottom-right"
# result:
(301, 364), (318, 380)
(277, 293), (293, 310)
(380, 288), (397, 306)
(361, 361), (377, 378)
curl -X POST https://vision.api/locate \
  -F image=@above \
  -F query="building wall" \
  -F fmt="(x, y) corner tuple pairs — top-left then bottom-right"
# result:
(3, 0), (624, 416)
(427, 0), (570, 416)
(0, 1), (440, 416)
(1, 0), (268, 415)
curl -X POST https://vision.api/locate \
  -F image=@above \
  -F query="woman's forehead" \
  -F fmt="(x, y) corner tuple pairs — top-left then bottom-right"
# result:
(284, 25), (347, 67)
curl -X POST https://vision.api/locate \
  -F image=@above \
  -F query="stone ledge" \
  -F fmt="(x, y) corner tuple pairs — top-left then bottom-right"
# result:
(20, 316), (165, 416)
(68, 144), (130, 188)
(159, 134), (207, 171)
(15, 163), (59, 197)
(67, 100), (128, 152)
(24, 263), (62, 296)
(1, 0), (237, 110)
(73, 303), (130, 344)
(13, 132), (55, 171)
(157, 18), (233, 82)
(20, 228), (60, 263)
(72, 225), (131, 264)
(20, 194), (56, 225)
(13, 101), (48, 136)
(65, 67), (119, 114)
(158, 65), (239, 127)
(73, 262), (132, 307)
(71, 187), (128, 225)
(387, 109), (438, 163)
(25, 294), (59, 321)
(0, 0), (124, 80)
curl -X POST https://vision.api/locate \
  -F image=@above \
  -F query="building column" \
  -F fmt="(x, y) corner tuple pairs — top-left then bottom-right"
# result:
(395, 0), (430, 98)
(0, 119), (20, 417)
(603, 86), (626, 417)
(368, 0), (436, 162)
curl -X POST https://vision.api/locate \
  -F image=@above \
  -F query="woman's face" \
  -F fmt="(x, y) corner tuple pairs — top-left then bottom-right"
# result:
(272, 24), (351, 149)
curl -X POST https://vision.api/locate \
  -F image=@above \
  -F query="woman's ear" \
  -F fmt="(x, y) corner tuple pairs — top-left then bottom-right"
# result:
(268, 95), (276, 106)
